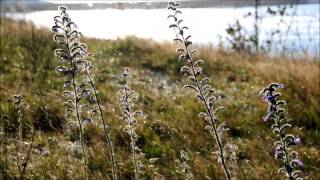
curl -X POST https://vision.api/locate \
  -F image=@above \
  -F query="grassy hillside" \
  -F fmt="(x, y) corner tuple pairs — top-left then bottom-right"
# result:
(0, 17), (319, 179)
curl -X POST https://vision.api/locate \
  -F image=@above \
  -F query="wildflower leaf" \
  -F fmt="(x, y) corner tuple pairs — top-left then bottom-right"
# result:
(167, 6), (176, 11)
(274, 140), (283, 147)
(214, 107), (226, 114)
(292, 170), (303, 177)
(54, 15), (62, 22)
(217, 122), (227, 138)
(183, 85), (198, 92)
(284, 134), (294, 142)
(277, 167), (287, 175)
(56, 66), (68, 73)
(196, 94), (204, 101)
(277, 100), (286, 106)
(176, 48), (185, 53)
(182, 26), (189, 30)
(71, 51), (83, 59)
(68, 29), (79, 38)
(132, 111), (143, 117)
(272, 128), (280, 134)
(185, 41), (192, 47)
(174, 38), (183, 43)
(71, 45), (87, 55)
(54, 49), (69, 57)
(66, 22), (77, 29)
(63, 91), (72, 98)
(180, 66), (192, 74)
(175, 10), (182, 14)
(79, 83), (90, 89)
(185, 35), (191, 41)
(201, 84), (211, 91)
(52, 25), (64, 33)
(179, 54), (187, 61)
(53, 34), (66, 42)
(167, 14), (175, 19)
(208, 96), (217, 104)
(271, 124), (279, 130)
(189, 75), (196, 82)
(194, 67), (202, 76)
(194, 60), (204, 67)
(277, 108), (285, 114)
(205, 125), (213, 132)
(280, 124), (291, 133)
(199, 112), (208, 118)
(169, 24), (177, 28)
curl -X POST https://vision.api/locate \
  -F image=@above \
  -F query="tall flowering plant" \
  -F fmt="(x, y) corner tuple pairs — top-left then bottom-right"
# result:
(261, 83), (304, 180)
(167, 2), (238, 179)
(52, 6), (116, 179)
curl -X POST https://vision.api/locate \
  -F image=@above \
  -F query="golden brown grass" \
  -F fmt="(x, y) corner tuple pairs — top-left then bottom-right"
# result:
(0, 18), (319, 179)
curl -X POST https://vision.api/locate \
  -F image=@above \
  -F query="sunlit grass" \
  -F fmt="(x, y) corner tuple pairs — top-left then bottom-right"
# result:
(0, 17), (319, 179)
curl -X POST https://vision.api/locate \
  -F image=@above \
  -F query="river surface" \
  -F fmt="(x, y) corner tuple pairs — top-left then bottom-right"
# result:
(4, 3), (320, 56)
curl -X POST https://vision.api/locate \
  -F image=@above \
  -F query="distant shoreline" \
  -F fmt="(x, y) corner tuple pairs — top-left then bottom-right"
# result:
(1, 0), (319, 12)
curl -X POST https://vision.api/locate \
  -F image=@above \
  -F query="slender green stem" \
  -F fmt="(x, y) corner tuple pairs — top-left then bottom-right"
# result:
(20, 128), (36, 180)
(86, 71), (117, 180)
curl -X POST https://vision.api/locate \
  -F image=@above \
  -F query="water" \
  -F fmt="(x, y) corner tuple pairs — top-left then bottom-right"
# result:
(4, 3), (320, 56)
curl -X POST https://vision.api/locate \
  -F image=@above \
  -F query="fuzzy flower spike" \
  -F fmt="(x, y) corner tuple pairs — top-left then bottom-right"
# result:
(260, 83), (304, 180)
(168, 2), (238, 179)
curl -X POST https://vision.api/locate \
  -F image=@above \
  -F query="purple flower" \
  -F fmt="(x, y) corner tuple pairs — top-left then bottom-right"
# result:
(262, 116), (268, 122)
(293, 137), (301, 145)
(292, 159), (303, 167)
(82, 118), (92, 126)
(82, 90), (90, 97)
(263, 95), (269, 102)
(263, 94), (276, 104)
(262, 112), (271, 122)
(80, 49), (86, 56)
(277, 83), (284, 89)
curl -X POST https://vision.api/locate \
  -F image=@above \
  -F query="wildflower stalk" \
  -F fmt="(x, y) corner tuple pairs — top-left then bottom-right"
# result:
(168, 2), (231, 179)
(261, 83), (304, 180)
(12, 95), (36, 180)
(13, 95), (23, 178)
(52, 6), (116, 179)
(52, 6), (88, 179)
(119, 69), (142, 180)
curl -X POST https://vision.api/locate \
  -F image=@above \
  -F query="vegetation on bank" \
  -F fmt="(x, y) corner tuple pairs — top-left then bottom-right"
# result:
(0, 15), (319, 179)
